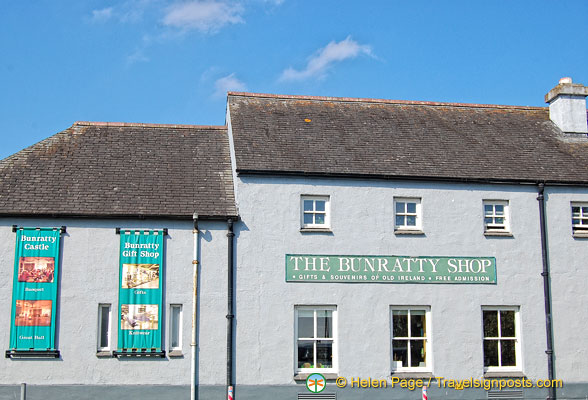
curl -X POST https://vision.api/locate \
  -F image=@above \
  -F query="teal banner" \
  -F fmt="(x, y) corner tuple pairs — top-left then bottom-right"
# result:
(286, 254), (497, 284)
(117, 230), (164, 352)
(10, 228), (61, 350)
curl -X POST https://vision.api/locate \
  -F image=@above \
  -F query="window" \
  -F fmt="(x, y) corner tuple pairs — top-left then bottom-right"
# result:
(295, 306), (337, 373)
(301, 195), (330, 230)
(571, 203), (588, 236)
(391, 307), (431, 371)
(483, 200), (510, 233)
(169, 304), (182, 354)
(97, 304), (111, 352)
(482, 307), (521, 371)
(394, 198), (422, 231)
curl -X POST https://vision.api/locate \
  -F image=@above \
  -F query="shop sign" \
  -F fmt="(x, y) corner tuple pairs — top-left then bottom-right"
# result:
(286, 254), (496, 284)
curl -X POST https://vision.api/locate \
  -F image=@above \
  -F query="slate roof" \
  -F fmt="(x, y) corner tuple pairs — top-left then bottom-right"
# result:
(0, 122), (237, 219)
(228, 92), (588, 184)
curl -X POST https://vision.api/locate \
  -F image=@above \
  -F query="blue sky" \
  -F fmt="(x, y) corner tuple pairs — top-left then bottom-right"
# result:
(1, 1), (587, 160)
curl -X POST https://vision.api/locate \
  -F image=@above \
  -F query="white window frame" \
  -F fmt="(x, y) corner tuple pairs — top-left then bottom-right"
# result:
(483, 200), (510, 233)
(482, 306), (522, 372)
(97, 303), (112, 352)
(390, 306), (432, 372)
(294, 306), (337, 374)
(300, 195), (331, 230)
(394, 197), (422, 232)
(169, 304), (183, 353)
(571, 202), (588, 236)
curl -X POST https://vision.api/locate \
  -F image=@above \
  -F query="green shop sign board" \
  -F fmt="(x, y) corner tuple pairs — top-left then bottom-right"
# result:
(286, 254), (496, 284)
(118, 230), (164, 352)
(10, 227), (61, 350)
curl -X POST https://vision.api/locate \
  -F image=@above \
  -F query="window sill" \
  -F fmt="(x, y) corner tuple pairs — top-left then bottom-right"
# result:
(300, 228), (333, 233)
(484, 231), (513, 237)
(572, 231), (588, 238)
(294, 373), (338, 381)
(168, 350), (183, 358)
(483, 371), (526, 379)
(96, 351), (112, 358)
(391, 372), (434, 379)
(394, 229), (424, 235)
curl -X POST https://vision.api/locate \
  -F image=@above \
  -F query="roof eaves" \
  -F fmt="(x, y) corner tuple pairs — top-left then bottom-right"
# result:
(235, 169), (588, 187)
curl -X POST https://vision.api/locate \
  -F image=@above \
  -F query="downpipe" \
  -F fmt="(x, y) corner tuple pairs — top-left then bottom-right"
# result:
(537, 184), (556, 400)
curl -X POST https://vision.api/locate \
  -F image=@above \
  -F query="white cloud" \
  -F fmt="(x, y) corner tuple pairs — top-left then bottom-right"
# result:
(214, 73), (247, 97)
(163, 1), (244, 33)
(280, 36), (373, 81)
(91, 7), (114, 21)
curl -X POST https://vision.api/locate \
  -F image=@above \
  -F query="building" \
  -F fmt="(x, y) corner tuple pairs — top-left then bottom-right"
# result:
(1, 79), (587, 399)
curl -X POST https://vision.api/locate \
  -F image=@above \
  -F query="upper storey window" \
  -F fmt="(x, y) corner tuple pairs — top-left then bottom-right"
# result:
(301, 195), (330, 230)
(483, 200), (510, 234)
(394, 198), (422, 233)
(572, 203), (588, 237)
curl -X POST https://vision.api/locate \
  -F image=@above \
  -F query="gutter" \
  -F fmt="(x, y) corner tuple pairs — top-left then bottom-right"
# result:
(537, 184), (556, 400)
(226, 219), (235, 400)
(235, 169), (588, 187)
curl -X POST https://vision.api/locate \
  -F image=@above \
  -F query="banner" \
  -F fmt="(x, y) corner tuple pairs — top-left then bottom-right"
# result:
(117, 230), (164, 352)
(286, 254), (497, 284)
(10, 227), (61, 351)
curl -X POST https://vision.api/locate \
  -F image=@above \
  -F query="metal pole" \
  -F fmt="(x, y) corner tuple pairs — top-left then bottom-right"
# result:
(537, 184), (556, 400)
(20, 383), (26, 400)
(191, 213), (199, 400)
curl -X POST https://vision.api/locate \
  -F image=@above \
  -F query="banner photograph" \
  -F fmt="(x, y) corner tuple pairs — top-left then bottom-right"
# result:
(117, 230), (164, 352)
(9, 227), (62, 351)
(286, 254), (497, 284)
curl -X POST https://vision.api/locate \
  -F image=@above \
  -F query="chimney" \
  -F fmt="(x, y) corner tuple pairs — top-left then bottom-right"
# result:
(545, 77), (588, 134)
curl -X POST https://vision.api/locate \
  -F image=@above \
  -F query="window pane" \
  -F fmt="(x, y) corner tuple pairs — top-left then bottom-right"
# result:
(406, 202), (416, 213)
(484, 217), (493, 224)
(316, 310), (332, 338)
(99, 306), (109, 349)
(316, 340), (332, 368)
(395, 216), (405, 226)
(572, 207), (580, 216)
(297, 340), (314, 368)
(572, 219), (580, 225)
(304, 213), (313, 224)
(304, 200), (313, 211)
(392, 339), (408, 367)
(315, 213), (325, 225)
(406, 215), (416, 226)
(495, 205), (504, 214)
(396, 202), (405, 213)
(410, 311), (426, 337)
(484, 204), (493, 214)
(501, 340), (516, 366)
(410, 340), (426, 367)
(483, 340), (499, 367)
(171, 305), (181, 349)
(500, 311), (515, 337)
(315, 201), (325, 212)
(495, 217), (504, 225)
(582, 207), (588, 214)
(392, 310), (408, 337)
(483, 311), (498, 337)
(298, 310), (314, 338)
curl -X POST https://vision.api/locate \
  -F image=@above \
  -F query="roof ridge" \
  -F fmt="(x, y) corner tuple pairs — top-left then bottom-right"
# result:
(74, 121), (226, 129)
(227, 91), (547, 111)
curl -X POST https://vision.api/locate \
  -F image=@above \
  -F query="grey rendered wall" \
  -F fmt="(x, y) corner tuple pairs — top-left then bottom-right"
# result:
(233, 176), (550, 385)
(0, 218), (228, 387)
(544, 187), (588, 383)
